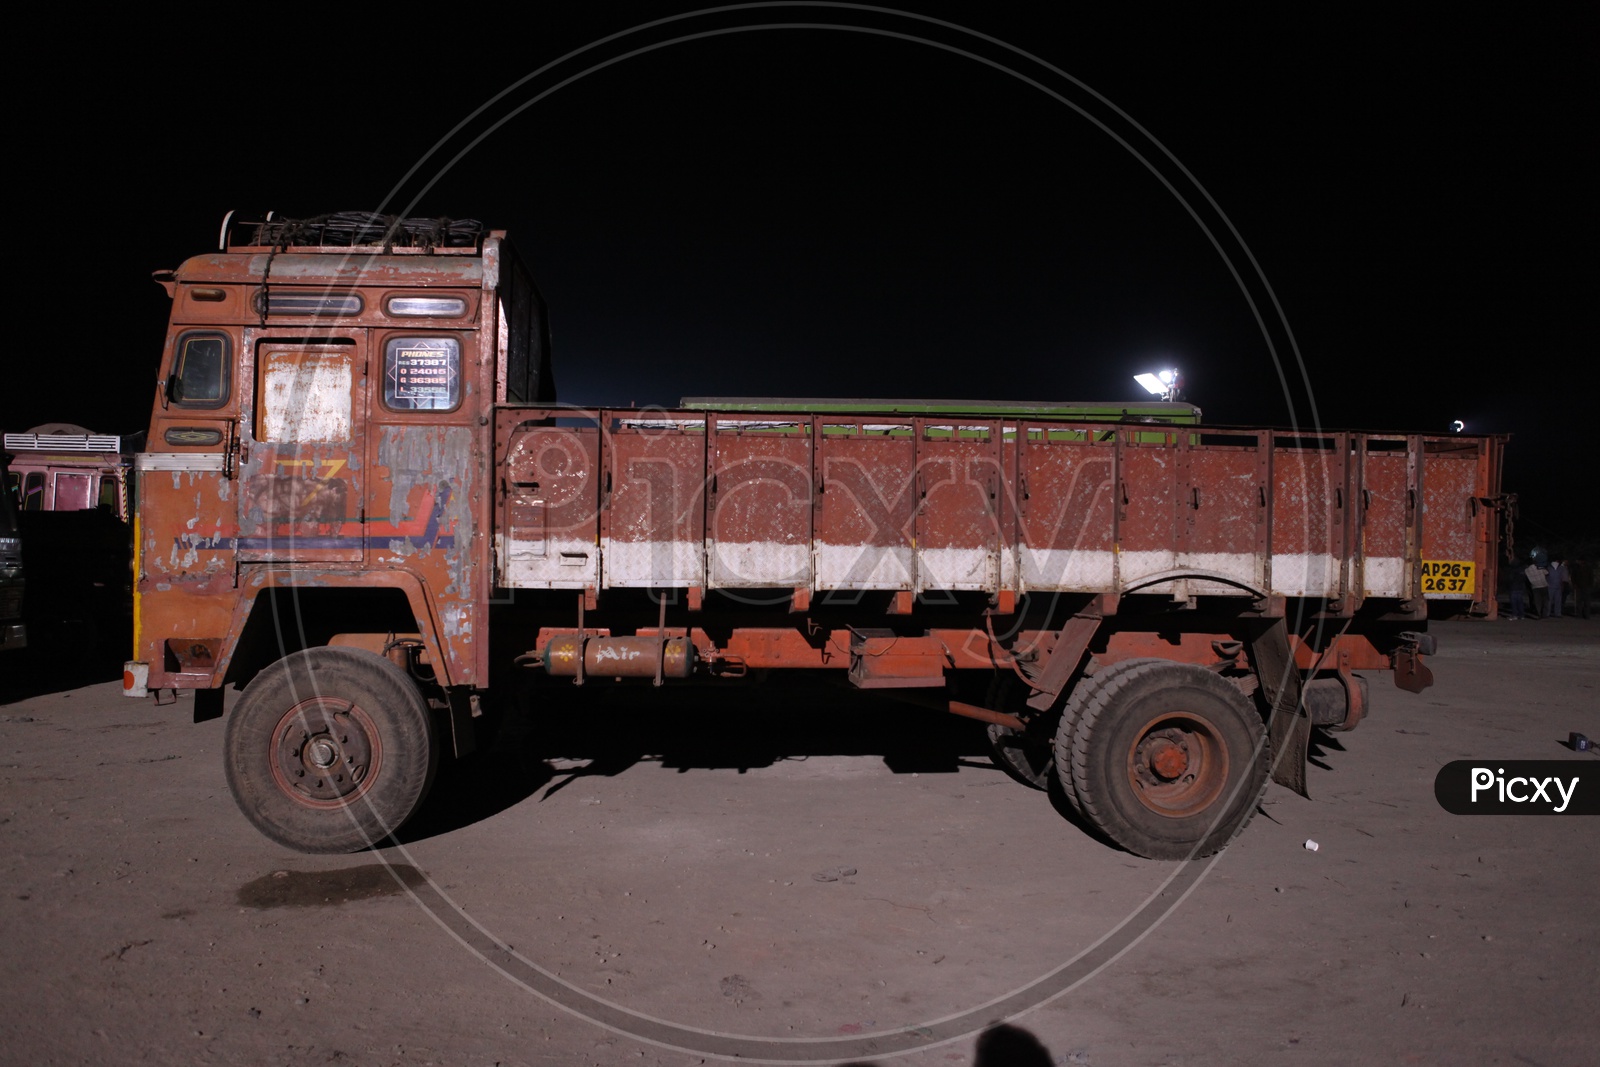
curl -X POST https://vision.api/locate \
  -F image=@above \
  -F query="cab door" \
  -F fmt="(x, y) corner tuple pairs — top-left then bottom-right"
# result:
(139, 328), (241, 583)
(236, 331), (367, 561)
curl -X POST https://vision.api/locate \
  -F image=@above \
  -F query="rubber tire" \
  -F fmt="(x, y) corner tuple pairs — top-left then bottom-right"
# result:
(224, 647), (436, 853)
(984, 673), (1057, 790)
(1052, 659), (1166, 817)
(986, 659), (1167, 794)
(1066, 661), (1269, 860)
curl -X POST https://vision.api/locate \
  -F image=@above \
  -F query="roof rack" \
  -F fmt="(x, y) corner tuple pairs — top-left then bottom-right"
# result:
(222, 211), (485, 253)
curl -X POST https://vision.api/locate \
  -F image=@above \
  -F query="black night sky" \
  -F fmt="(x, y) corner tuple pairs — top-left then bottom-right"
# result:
(8, 5), (1596, 542)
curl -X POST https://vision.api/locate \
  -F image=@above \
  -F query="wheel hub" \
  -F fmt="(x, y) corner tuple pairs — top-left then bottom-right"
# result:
(271, 699), (376, 805)
(1127, 714), (1228, 818)
(1142, 732), (1191, 780)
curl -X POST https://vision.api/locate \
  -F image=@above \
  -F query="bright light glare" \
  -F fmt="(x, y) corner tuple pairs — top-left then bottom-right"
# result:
(1451, 419), (1465, 433)
(1134, 367), (1181, 401)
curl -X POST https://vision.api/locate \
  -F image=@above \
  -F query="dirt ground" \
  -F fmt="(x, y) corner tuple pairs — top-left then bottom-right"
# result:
(1, 617), (1595, 1067)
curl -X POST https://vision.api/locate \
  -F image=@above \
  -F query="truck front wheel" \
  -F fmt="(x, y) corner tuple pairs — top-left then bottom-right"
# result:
(224, 647), (436, 853)
(1065, 661), (1269, 860)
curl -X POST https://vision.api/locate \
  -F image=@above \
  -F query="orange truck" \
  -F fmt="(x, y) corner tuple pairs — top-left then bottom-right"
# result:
(125, 212), (1509, 858)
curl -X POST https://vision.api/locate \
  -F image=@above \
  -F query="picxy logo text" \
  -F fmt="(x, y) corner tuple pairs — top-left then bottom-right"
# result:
(1470, 767), (1577, 811)
(1434, 760), (1597, 815)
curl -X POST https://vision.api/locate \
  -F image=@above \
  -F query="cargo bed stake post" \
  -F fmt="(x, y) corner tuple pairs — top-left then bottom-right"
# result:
(654, 591), (667, 687)
(574, 591), (586, 686)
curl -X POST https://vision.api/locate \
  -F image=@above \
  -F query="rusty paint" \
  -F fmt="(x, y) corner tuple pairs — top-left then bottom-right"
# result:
(130, 224), (1506, 723)
(1332, 651), (1367, 731)
(1100, 629), (1238, 669)
(544, 634), (695, 679)
(847, 632), (950, 689)
(709, 466), (812, 584)
(1393, 646), (1434, 693)
(1287, 633), (1390, 672)
(1022, 595), (1109, 712)
(486, 417), (1505, 611)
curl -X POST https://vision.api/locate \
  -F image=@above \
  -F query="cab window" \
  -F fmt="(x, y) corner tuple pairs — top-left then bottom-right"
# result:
(22, 472), (44, 510)
(170, 331), (231, 407)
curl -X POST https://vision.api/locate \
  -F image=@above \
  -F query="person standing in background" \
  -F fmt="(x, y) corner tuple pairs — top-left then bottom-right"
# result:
(1508, 556), (1528, 620)
(1526, 560), (1549, 619)
(1570, 558), (1593, 620)
(1547, 558), (1567, 617)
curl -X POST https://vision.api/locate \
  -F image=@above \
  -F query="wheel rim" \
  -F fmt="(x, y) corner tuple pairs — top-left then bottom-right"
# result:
(269, 698), (383, 809)
(1125, 710), (1229, 818)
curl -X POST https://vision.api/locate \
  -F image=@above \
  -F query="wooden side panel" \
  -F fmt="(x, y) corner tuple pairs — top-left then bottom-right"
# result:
(1269, 438), (1346, 598)
(484, 410), (1502, 612)
(1016, 427), (1115, 592)
(498, 424), (600, 589)
(708, 423), (813, 588)
(915, 422), (1003, 592)
(605, 424), (705, 589)
(1359, 440), (1412, 598)
(1183, 436), (1266, 594)
(1419, 437), (1484, 602)
(815, 426), (917, 591)
(1117, 437), (1179, 588)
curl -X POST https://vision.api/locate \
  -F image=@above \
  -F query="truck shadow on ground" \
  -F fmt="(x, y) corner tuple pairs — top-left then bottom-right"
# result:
(399, 675), (1368, 849)
(397, 673), (995, 846)
(1307, 727), (1349, 771)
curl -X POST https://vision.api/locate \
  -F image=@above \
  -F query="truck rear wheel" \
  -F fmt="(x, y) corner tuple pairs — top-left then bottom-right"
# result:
(988, 658), (1169, 793)
(984, 673), (1055, 790)
(1065, 661), (1268, 860)
(224, 647), (436, 853)
(1052, 658), (1166, 816)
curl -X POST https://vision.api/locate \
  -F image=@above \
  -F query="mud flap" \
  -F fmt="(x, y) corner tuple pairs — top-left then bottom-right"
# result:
(446, 687), (478, 758)
(1249, 618), (1310, 798)
(1392, 646), (1434, 693)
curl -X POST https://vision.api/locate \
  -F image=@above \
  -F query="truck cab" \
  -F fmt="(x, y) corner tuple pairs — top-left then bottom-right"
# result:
(128, 213), (553, 703)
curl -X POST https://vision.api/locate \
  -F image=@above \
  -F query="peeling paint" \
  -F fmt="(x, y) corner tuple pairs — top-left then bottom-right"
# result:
(133, 229), (1506, 705)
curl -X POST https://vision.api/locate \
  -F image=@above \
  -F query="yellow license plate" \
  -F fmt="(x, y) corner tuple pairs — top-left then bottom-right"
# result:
(1421, 559), (1475, 595)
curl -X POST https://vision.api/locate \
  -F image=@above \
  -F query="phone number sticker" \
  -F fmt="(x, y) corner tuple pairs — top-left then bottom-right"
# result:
(1421, 559), (1475, 595)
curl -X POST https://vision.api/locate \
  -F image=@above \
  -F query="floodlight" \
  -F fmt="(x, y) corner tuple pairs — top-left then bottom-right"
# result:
(1134, 367), (1181, 402)
(1451, 419), (1465, 433)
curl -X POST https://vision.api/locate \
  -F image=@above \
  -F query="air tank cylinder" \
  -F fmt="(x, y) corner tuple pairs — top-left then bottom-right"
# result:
(543, 635), (696, 680)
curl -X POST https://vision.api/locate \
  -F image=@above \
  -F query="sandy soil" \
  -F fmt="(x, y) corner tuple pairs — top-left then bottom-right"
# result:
(1, 617), (1595, 1066)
